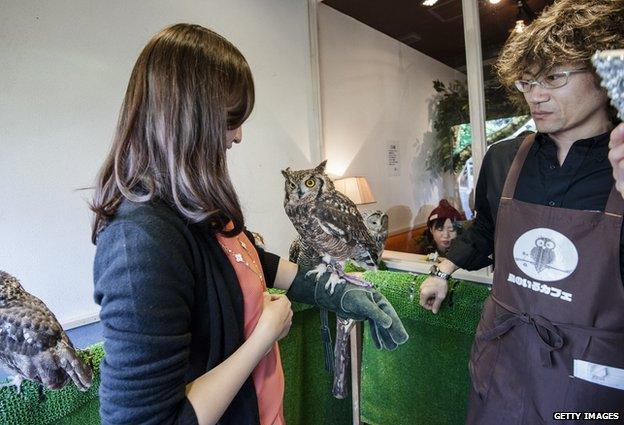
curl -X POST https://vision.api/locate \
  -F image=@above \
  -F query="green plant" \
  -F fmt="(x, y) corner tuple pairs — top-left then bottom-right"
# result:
(427, 77), (528, 175)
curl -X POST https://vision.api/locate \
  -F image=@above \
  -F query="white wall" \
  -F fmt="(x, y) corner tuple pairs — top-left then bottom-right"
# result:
(318, 4), (466, 233)
(0, 0), (317, 325)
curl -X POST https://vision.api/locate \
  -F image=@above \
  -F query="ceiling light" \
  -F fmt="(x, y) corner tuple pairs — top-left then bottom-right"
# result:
(511, 1), (534, 34)
(422, 0), (439, 6)
(488, 0), (502, 3)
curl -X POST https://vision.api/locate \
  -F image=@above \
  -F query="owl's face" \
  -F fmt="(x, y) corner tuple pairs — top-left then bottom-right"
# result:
(281, 160), (334, 205)
(535, 237), (556, 250)
(361, 210), (388, 235)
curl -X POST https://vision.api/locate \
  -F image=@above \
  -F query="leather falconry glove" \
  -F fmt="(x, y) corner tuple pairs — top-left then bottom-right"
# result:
(287, 267), (409, 350)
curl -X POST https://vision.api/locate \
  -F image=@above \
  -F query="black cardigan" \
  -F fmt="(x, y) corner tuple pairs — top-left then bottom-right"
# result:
(93, 199), (280, 425)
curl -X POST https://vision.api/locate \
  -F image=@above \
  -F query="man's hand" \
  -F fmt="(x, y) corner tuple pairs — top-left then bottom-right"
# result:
(608, 123), (624, 198)
(419, 276), (448, 314)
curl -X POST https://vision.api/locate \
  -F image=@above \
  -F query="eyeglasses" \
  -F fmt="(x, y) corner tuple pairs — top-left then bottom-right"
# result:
(514, 69), (589, 92)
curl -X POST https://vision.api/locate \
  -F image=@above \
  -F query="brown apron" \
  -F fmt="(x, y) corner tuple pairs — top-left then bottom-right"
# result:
(466, 135), (624, 424)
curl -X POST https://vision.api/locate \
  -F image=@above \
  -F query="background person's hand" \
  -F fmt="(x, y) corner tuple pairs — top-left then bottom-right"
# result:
(608, 123), (624, 198)
(419, 276), (448, 314)
(256, 293), (293, 344)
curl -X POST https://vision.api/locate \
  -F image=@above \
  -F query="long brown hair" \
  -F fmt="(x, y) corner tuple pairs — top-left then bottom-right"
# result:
(91, 24), (254, 243)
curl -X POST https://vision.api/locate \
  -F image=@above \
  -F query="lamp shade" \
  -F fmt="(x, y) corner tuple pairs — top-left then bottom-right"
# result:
(333, 176), (376, 205)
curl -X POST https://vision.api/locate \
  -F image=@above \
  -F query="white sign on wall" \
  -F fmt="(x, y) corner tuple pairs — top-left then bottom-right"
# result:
(387, 142), (400, 176)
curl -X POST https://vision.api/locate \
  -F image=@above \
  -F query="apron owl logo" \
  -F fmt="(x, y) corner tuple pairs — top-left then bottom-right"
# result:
(513, 228), (578, 282)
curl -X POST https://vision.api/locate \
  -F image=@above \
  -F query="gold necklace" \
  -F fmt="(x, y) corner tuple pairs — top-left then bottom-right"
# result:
(219, 236), (265, 285)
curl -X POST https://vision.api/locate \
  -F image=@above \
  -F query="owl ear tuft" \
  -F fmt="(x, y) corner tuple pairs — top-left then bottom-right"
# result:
(315, 160), (328, 173)
(281, 168), (291, 178)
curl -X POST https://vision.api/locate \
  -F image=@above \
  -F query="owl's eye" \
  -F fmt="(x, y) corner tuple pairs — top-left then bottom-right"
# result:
(288, 182), (297, 190)
(305, 179), (316, 188)
(536, 239), (545, 247)
(545, 241), (555, 249)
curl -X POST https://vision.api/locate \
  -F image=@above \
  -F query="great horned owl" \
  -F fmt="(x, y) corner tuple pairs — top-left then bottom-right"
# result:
(0, 271), (92, 392)
(282, 160), (379, 399)
(282, 160), (379, 290)
(530, 237), (556, 272)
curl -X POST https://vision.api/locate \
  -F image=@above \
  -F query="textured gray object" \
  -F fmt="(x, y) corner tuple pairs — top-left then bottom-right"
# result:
(0, 271), (92, 392)
(282, 160), (380, 398)
(592, 49), (624, 120)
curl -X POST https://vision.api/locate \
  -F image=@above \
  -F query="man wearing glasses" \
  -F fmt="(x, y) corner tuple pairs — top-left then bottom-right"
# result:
(420, 0), (624, 422)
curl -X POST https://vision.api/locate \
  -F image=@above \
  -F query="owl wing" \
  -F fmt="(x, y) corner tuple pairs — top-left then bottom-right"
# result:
(0, 291), (92, 390)
(289, 238), (301, 263)
(314, 193), (378, 261)
(0, 298), (63, 358)
(298, 240), (323, 268)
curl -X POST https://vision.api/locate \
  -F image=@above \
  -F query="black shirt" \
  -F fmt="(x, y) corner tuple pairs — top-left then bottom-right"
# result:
(446, 131), (622, 277)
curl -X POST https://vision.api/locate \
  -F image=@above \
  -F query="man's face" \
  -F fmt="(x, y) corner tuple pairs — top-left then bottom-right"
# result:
(522, 64), (609, 139)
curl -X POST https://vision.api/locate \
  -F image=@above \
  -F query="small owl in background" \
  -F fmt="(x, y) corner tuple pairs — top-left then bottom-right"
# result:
(530, 237), (556, 272)
(0, 271), (92, 392)
(360, 210), (389, 257)
(282, 160), (378, 291)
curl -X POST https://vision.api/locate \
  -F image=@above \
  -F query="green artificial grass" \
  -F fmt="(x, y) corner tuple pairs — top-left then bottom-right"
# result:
(359, 271), (490, 425)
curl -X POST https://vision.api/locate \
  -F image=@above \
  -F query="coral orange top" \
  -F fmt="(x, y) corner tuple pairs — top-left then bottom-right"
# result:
(216, 228), (285, 425)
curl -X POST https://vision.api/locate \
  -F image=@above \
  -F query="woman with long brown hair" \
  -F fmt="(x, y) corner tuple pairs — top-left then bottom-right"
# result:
(92, 24), (407, 425)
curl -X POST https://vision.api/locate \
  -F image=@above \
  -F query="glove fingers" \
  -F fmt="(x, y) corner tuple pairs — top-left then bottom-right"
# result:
(366, 304), (393, 329)
(343, 290), (393, 328)
(375, 325), (398, 350)
(380, 305), (409, 345)
(374, 292), (409, 342)
(368, 320), (383, 349)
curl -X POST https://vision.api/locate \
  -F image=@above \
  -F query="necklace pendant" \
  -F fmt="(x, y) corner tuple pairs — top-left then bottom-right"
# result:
(234, 253), (244, 263)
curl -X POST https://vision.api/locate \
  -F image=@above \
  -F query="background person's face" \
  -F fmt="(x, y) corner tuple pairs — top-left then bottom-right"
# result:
(522, 64), (610, 141)
(431, 218), (456, 253)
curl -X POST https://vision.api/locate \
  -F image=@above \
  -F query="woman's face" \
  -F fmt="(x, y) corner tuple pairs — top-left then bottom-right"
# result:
(431, 218), (457, 253)
(225, 126), (242, 149)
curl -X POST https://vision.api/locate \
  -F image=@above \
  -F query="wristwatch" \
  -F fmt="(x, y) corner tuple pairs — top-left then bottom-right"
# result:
(429, 264), (451, 281)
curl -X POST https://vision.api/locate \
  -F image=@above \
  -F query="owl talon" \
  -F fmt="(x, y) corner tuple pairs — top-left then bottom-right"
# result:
(306, 263), (328, 281)
(325, 272), (345, 294)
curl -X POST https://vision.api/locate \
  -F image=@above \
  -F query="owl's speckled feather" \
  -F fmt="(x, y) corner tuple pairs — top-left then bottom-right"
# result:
(289, 237), (322, 268)
(0, 271), (92, 391)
